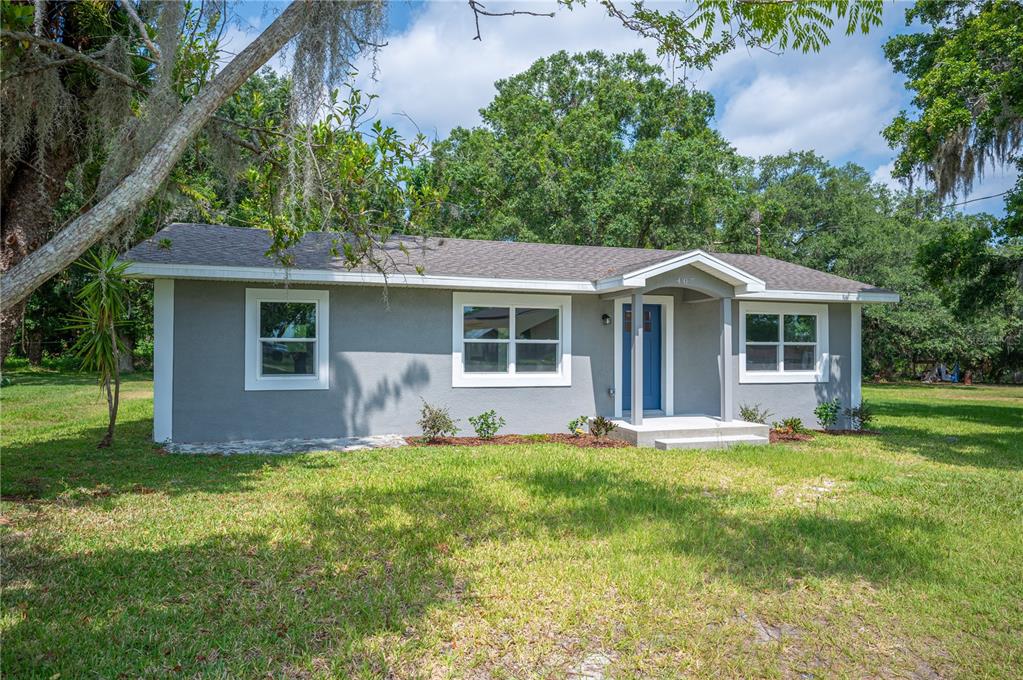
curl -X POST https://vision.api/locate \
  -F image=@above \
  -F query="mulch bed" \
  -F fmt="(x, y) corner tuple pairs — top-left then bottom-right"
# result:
(405, 433), (630, 448)
(770, 428), (881, 443)
(769, 431), (813, 443)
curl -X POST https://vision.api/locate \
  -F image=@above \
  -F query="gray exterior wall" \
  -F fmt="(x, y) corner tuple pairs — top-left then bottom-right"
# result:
(731, 301), (855, 428)
(171, 280), (617, 442)
(168, 280), (856, 442)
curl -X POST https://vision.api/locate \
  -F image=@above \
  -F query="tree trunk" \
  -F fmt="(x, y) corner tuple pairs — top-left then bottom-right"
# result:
(118, 334), (135, 373)
(26, 330), (43, 366)
(0, 141), (79, 363)
(0, 1), (308, 312)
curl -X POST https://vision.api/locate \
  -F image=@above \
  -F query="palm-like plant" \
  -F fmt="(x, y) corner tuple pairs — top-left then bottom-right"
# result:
(66, 252), (130, 448)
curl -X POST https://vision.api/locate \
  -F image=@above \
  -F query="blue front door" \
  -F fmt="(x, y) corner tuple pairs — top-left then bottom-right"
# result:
(622, 304), (662, 412)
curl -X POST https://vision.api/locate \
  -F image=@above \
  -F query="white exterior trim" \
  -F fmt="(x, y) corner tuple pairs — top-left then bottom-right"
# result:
(152, 279), (174, 442)
(597, 250), (766, 293)
(127, 262), (595, 294)
(738, 301), (830, 384)
(612, 295), (674, 418)
(737, 289), (899, 303)
(451, 292), (572, 388)
(124, 261), (898, 303)
(851, 303), (863, 408)
(244, 288), (330, 391)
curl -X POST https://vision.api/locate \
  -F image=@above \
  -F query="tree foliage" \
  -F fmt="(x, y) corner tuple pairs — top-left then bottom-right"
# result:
(428, 51), (742, 249)
(883, 0), (1022, 206)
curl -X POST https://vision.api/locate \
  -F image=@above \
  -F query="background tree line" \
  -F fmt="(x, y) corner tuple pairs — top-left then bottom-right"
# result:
(2, 1), (1019, 382)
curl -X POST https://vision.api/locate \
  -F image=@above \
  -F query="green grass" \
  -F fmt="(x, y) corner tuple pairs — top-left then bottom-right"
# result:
(2, 368), (1021, 679)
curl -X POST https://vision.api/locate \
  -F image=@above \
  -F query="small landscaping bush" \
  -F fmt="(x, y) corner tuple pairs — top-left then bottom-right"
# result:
(738, 402), (773, 424)
(468, 409), (506, 439)
(589, 416), (618, 439)
(567, 415), (588, 436)
(843, 401), (875, 430)
(772, 417), (807, 435)
(418, 400), (459, 441)
(814, 398), (842, 429)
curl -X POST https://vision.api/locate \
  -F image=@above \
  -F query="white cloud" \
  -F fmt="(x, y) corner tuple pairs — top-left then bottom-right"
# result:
(871, 160), (905, 191)
(716, 57), (900, 159)
(354, 1), (661, 138)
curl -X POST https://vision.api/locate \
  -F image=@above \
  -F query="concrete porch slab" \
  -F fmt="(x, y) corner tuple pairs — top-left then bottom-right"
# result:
(610, 416), (770, 448)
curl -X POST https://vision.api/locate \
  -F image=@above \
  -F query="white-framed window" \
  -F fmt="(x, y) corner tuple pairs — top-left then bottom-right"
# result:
(245, 288), (330, 391)
(452, 292), (572, 387)
(738, 301), (829, 384)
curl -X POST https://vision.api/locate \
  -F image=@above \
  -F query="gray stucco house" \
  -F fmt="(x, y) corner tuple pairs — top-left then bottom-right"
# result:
(123, 223), (898, 449)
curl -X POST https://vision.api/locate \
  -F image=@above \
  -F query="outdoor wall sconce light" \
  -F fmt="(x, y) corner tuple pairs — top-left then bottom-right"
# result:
(601, 314), (612, 326)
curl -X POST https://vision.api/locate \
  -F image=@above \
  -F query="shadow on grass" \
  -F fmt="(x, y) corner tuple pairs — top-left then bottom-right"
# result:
(875, 400), (1023, 470)
(3, 460), (950, 676)
(0, 367), (153, 388)
(517, 467), (943, 588)
(0, 414), (291, 501)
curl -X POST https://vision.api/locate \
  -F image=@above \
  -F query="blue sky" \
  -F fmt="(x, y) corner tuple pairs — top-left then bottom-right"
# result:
(229, 1), (1014, 216)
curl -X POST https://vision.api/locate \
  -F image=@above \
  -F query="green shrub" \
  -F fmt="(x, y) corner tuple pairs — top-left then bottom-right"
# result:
(567, 415), (588, 436)
(418, 400), (459, 441)
(468, 409), (506, 439)
(738, 402), (773, 424)
(814, 398), (842, 429)
(589, 416), (618, 438)
(772, 417), (807, 435)
(843, 401), (875, 430)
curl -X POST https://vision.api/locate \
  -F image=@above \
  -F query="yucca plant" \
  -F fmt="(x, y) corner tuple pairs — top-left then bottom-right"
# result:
(66, 252), (130, 448)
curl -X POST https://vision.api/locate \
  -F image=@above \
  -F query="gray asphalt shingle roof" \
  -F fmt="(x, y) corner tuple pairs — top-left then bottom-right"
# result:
(123, 223), (888, 294)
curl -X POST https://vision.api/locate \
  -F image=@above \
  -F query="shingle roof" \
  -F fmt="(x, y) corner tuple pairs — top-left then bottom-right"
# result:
(123, 223), (889, 295)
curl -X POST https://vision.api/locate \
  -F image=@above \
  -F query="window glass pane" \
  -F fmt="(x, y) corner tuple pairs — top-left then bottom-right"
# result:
(261, 340), (316, 375)
(516, 342), (558, 372)
(516, 308), (559, 340)
(260, 302), (316, 338)
(464, 342), (508, 372)
(746, 314), (779, 342)
(784, 344), (816, 371)
(784, 314), (817, 343)
(745, 344), (778, 371)
(463, 306), (510, 339)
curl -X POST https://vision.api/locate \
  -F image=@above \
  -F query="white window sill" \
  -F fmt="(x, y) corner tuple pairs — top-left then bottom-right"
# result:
(245, 376), (329, 391)
(452, 372), (571, 388)
(739, 371), (828, 384)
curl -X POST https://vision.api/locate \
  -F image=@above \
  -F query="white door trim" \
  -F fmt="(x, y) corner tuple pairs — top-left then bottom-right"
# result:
(613, 295), (674, 418)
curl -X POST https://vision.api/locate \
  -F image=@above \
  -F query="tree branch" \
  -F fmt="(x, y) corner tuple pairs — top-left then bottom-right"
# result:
(0, 30), (144, 91)
(118, 0), (162, 62)
(467, 0), (554, 41)
(0, 2), (310, 311)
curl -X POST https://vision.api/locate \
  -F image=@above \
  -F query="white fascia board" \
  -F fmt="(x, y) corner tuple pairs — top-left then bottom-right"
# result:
(599, 250), (767, 292)
(736, 289), (900, 303)
(123, 262), (597, 294)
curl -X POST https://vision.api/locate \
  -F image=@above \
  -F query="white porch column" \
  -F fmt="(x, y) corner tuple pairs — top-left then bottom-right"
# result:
(153, 279), (174, 443)
(631, 290), (644, 425)
(719, 297), (734, 422)
(851, 303), (863, 408)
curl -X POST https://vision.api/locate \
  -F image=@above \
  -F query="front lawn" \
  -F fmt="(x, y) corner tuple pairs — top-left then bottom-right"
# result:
(1, 369), (1021, 678)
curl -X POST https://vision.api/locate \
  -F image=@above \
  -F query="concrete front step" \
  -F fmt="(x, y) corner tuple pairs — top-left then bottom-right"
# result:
(654, 434), (770, 450)
(610, 417), (770, 447)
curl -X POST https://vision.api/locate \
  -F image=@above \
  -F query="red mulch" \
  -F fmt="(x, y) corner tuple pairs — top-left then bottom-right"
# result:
(818, 429), (882, 436)
(405, 433), (629, 448)
(770, 428), (881, 443)
(769, 431), (813, 443)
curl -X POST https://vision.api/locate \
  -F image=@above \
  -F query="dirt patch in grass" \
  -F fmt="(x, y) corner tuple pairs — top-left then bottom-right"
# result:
(406, 433), (629, 448)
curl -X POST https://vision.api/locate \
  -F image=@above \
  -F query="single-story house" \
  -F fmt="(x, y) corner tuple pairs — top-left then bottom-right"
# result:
(122, 223), (898, 449)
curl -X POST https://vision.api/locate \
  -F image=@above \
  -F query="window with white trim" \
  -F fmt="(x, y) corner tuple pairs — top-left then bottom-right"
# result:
(738, 302), (829, 384)
(452, 292), (572, 387)
(245, 289), (329, 390)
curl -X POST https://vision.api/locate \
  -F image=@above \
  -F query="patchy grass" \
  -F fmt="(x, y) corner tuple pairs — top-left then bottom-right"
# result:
(1, 368), (1021, 678)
